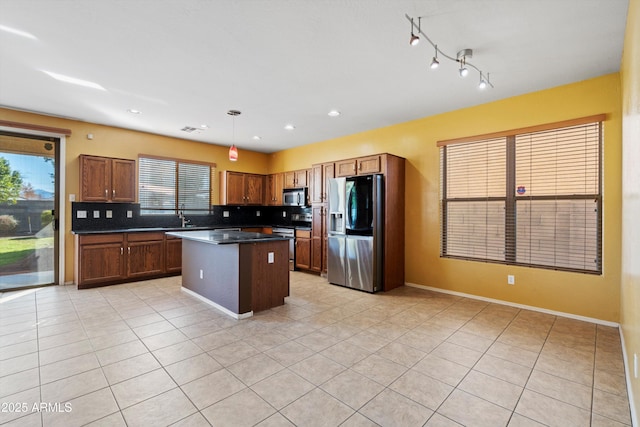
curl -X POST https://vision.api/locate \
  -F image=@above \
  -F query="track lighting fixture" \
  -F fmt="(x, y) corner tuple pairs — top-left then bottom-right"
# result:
(430, 45), (439, 69)
(409, 17), (420, 46)
(227, 109), (241, 162)
(405, 14), (493, 89)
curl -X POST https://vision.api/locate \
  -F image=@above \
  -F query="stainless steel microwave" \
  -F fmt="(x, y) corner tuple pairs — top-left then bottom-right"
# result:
(283, 187), (308, 206)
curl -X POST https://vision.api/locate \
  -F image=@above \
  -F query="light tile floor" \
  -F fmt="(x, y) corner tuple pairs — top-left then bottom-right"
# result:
(0, 272), (632, 427)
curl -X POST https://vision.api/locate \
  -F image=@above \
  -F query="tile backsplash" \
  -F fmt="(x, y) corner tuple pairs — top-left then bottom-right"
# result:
(71, 202), (310, 232)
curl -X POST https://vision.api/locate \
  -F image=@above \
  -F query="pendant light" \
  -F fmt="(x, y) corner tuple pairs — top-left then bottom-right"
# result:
(227, 109), (241, 162)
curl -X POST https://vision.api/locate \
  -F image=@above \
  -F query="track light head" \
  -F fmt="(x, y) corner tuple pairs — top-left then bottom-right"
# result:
(409, 17), (420, 46)
(459, 67), (468, 77)
(478, 78), (487, 89)
(430, 57), (439, 69)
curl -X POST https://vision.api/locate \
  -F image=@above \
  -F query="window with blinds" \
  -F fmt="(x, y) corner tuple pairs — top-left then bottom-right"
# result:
(439, 117), (602, 274)
(139, 156), (214, 215)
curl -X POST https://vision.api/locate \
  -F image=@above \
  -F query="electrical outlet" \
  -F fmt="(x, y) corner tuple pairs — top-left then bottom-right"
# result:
(69, 194), (76, 202)
(93, 210), (100, 219)
(127, 210), (133, 218)
(282, 211), (287, 218)
(508, 275), (515, 285)
(77, 210), (87, 219)
(223, 211), (230, 218)
(199, 269), (203, 279)
(268, 252), (274, 263)
(256, 211), (261, 217)
(106, 210), (113, 219)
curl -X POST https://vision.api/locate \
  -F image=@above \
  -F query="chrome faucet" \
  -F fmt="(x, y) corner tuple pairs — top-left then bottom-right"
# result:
(178, 204), (191, 227)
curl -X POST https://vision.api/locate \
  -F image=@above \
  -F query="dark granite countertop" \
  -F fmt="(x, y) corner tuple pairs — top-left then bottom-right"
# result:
(166, 229), (289, 245)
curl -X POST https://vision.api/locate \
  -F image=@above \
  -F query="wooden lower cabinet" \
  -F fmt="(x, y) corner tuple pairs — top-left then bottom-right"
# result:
(295, 229), (311, 270)
(75, 232), (181, 288)
(126, 233), (165, 278)
(165, 236), (183, 273)
(76, 234), (126, 287)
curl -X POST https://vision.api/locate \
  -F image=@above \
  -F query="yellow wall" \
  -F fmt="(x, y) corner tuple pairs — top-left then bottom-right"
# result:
(0, 108), (269, 283)
(270, 73), (622, 322)
(0, 75), (623, 323)
(620, 0), (640, 419)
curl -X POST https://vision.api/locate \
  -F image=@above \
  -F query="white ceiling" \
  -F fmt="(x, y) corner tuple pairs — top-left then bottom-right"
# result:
(0, 0), (629, 153)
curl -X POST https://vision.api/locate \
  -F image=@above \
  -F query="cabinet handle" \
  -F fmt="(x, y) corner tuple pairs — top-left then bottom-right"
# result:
(128, 247), (130, 255)
(113, 189), (115, 197)
(358, 163), (362, 171)
(120, 247), (123, 255)
(105, 189), (108, 197)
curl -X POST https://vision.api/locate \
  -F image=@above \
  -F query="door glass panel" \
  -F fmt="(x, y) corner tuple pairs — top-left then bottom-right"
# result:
(0, 133), (57, 290)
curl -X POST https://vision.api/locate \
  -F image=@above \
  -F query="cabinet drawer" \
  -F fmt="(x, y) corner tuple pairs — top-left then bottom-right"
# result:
(78, 233), (124, 245)
(127, 232), (165, 242)
(295, 230), (311, 238)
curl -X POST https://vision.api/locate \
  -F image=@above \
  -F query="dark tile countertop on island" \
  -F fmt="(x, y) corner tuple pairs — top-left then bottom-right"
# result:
(166, 229), (290, 245)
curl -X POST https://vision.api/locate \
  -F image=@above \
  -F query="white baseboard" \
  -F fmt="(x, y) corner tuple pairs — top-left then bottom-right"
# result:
(181, 287), (252, 320)
(619, 329), (638, 427)
(404, 282), (619, 327)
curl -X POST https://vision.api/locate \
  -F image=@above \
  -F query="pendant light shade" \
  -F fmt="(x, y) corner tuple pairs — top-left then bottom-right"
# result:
(227, 109), (241, 162)
(229, 144), (238, 161)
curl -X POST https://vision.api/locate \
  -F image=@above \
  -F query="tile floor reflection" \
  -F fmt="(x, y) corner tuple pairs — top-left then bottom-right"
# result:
(0, 272), (632, 426)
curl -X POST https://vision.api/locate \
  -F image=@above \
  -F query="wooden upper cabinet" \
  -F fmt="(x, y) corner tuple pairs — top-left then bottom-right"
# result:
(267, 173), (284, 205)
(220, 171), (265, 205)
(310, 165), (323, 204)
(80, 155), (136, 202)
(245, 174), (264, 205)
(284, 169), (308, 188)
(111, 159), (136, 202)
(335, 155), (382, 177)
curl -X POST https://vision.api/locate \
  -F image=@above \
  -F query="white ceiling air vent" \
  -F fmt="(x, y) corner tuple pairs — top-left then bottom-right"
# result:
(180, 126), (202, 133)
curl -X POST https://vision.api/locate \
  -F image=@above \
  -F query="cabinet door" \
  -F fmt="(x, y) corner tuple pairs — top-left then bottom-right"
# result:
(224, 172), (246, 205)
(322, 162), (335, 202)
(311, 205), (323, 272)
(127, 240), (165, 278)
(335, 159), (357, 177)
(79, 242), (124, 285)
(357, 155), (381, 175)
(310, 165), (323, 204)
(284, 171), (296, 188)
(80, 155), (111, 201)
(295, 237), (311, 270)
(245, 174), (264, 205)
(165, 237), (182, 273)
(295, 170), (308, 187)
(111, 159), (136, 202)
(267, 173), (283, 205)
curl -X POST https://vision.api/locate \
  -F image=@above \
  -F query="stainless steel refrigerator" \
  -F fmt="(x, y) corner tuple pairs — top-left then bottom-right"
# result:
(327, 174), (383, 292)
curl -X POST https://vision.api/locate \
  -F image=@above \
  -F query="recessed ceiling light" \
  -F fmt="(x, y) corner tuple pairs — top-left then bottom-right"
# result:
(127, 109), (141, 114)
(284, 124), (295, 131)
(0, 24), (37, 40)
(252, 136), (261, 140)
(328, 110), (341, 117)
(200, 124), (209, 129)
(42, 70), (105, 91)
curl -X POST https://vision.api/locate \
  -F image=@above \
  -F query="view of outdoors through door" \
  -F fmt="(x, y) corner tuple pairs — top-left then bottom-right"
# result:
(0, 132), (58, 291)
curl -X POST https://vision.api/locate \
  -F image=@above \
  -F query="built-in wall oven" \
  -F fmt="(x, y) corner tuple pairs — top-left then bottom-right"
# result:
(272, 227), (295, 270)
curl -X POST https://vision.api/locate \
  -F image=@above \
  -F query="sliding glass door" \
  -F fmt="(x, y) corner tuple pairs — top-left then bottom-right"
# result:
(0, 132), (58, 291)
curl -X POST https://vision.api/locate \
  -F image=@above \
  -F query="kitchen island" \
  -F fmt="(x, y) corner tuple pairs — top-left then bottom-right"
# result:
(166, 229), (290, 319)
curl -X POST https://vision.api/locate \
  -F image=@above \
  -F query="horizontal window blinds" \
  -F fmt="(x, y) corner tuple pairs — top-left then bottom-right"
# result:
(139, 157), (176, 214)
(440, 119), (602, 274)
(139, 156), (214, 215)
(178, 162), (211, 212)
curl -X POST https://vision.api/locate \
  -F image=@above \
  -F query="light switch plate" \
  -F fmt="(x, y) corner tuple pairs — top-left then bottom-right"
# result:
(69, 194), (76, 202)
(282, 211), (287, 217)
(93, 210), (100, 219)
(77, 210), (87, 219)
(223, 211), (230, 217)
